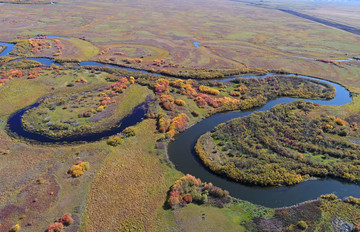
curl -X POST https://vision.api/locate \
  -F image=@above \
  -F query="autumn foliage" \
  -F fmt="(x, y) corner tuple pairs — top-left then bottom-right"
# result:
(60, 213), (74, 226)
(174, 99), (186, 106)
(48, 222), (63, 232)
(0, 69), (24, 87)
(47, 213), (74, 231)
(166, 113), (189, 138)
(335, 118), (346, 126)
(27, 68), (42, 79)
(68, 161), (90, 177)
(356, 222), (360, 232)
(28, 37), (64, 56)
(199, 85), (220, 95)
(123, 126), (136, 137)
(28, 38), (51, 53)
(167, 174), (230, 209)
(142, 74), (336, 139)
(196, 101), (360, 186)
(9, 224), (20, 232)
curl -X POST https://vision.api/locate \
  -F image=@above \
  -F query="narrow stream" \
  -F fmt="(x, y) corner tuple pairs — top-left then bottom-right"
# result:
(7, 100), (149, 143)
(1, 37), (359, 207)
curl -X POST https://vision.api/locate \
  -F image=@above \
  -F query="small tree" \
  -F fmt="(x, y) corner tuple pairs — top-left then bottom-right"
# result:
(9, 224), (20, 232)
(107, 134), (124, 146)
(123, 127), (136, 137)
(68, 161), (90, 177)
(335, 118), (346, 126)
(297, 220), (308, 230)
(61, 213), (74, 226)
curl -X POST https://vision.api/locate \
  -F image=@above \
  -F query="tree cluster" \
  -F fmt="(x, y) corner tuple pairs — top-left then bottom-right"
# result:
(167, 174), (231, 209)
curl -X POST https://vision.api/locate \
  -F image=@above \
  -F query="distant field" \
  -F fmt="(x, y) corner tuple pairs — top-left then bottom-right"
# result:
(304, 4), (360, 28)
(0, 0), (360, 79)
(0, 0), (52, 4)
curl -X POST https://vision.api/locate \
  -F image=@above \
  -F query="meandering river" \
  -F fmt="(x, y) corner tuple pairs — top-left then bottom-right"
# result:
(1, 38), (360, 207)
(7, 100), (149, 143)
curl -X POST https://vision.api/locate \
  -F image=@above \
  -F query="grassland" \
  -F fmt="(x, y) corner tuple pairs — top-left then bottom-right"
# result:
(22, 78), (151, 138)
(84, 119), (183, 231)
(0, 68), (113, 231)
(0, 0), (53, 4)
(0, 0), (360, 231)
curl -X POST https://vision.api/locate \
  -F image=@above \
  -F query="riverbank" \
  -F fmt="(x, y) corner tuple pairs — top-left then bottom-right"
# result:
(195, 100), (360, 186)
(167, 83), (358, 207)
(1, 39), (358, 207)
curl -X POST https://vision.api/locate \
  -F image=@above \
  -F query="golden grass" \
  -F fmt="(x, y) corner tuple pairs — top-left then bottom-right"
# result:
(116, 84), (154, 119)
(67, 37), (99, 60)
(85, 120), (179, 231)
(0, 78), (48, 118)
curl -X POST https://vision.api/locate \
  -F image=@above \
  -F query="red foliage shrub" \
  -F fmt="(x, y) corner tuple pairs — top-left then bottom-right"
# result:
(229, 91), (241, 96)
(355, 222), (360, 232)
(195, 96), (207, 108)
(48, 222), (63, 232)
(110, 78), (130, 92)
(60, 213), (74, 226)
(191, 111), (199, 117)
(162, 101), (175, 111)
(28, 68), (43, 79)
(159, 94), (175, 111)
(183, 195), (193, 203)
(154, 78), (170, 94)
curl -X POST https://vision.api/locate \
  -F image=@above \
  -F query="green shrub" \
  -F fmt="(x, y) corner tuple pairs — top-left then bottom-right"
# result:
(9, 224), (20, 232)
(123, 126), (136, 137)
(107, 134), (124, 146)
(175, 99), (186, 106)
(344, 196), (360, 205)
(321, 194), (338, 200)
(297, 220), (308, 230)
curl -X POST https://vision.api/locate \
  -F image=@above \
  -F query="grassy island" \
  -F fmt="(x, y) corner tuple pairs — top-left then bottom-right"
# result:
(196, 101), (360, 186)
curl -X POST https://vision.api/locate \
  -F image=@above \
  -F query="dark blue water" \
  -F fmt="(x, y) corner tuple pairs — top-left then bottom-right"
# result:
(0, 42), (15, 56)
(7, 101), (149, 143)
(80, 61), (155, 74)
(168, 77), (357, 208)
(28, 57), (62, 67)
(30, 35), (70, 39)
(1, 37), (359, 207)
